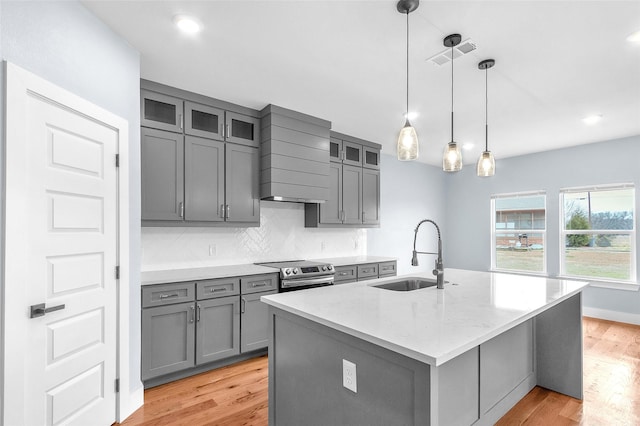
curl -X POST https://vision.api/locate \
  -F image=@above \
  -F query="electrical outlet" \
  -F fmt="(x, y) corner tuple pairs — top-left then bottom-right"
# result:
(342, 359), (357, 393)
(208, 244), (216, 256)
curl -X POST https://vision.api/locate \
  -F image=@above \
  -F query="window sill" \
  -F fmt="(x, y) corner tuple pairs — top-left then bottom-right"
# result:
(556, 275), (639, 292)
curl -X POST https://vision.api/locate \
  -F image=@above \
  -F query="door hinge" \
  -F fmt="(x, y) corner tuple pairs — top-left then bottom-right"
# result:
(115, 154), (120, 168)
(115, 266), (120, 280)
(115, 378), (120, 393)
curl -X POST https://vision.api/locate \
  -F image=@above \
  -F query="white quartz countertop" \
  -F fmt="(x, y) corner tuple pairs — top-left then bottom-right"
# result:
(141, 264), (277, 286)
(310, 256), (397, 266)
(261, 269), (589, 366)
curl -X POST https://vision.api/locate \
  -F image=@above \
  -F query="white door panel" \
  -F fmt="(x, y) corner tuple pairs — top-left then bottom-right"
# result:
(4, 63), (120, 426)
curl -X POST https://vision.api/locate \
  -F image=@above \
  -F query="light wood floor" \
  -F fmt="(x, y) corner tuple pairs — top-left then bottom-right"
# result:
(118, 317), (639, 426)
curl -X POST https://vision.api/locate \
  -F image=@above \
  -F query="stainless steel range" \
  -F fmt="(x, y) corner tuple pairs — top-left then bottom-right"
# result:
(255, 260), (335, 292)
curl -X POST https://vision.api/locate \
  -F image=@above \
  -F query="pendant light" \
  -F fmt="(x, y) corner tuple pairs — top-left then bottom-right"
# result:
(442, 34), (463, 172)
(396, 0), (420, 161)
(477, 59), (496, 177)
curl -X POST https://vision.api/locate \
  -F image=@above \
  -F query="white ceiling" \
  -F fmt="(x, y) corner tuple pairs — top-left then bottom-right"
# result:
(83, 0), (640, 166)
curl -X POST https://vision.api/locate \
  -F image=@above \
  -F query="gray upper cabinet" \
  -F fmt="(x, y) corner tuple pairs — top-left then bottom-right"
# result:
(305, 131), (381, 228)
(226, 111), (260, 147)
(141, 90), (183, 133)
(184, 136), (225, 222)
(226, 144), (260, 223)
(342, 165), (362, 224)
(185, 101), (224, 141)
(141, 80), (261, 227)
(141, 128), (184, 221)
(362, 168), (380, 225)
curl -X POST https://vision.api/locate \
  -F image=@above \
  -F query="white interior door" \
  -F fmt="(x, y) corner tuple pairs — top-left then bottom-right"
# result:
(4, 63), (121, 425)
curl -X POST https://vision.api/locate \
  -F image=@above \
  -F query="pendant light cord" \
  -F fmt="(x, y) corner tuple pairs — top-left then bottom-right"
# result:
(406, 11), (409, 118)
(450, 44), (454, 142)
(485, 67), (488, 152)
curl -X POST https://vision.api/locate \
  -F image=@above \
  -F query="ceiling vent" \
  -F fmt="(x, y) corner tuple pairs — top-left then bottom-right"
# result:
(427, 38), (477, 65)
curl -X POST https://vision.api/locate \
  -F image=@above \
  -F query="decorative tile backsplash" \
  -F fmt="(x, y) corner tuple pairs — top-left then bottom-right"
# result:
(141, 201), (367, 271)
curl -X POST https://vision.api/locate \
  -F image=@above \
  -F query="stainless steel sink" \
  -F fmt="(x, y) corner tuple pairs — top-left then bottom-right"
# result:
(372, 277), (444, 291)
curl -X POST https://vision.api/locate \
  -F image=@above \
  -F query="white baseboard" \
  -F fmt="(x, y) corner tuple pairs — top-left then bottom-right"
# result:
(119, 385), (144, 423)
(583, 307), (640, 325)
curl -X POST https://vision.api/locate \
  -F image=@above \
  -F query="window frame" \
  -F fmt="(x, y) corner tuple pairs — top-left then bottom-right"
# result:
(559, 183), (637, 285)
(490, 191), (547, 275)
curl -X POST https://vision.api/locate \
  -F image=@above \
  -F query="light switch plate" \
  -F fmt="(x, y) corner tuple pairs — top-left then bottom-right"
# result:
(342, 359), (357, 393)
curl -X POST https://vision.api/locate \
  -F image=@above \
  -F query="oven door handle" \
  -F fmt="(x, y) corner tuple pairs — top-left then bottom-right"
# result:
(281, 275), (334, 289)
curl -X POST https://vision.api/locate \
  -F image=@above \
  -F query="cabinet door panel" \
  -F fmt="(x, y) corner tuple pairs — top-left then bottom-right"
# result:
(141, 128), (184, 221)
(329, 137), (342, 163)
(185, 101), (224, 141)
(196, 296), (240, 364)
(342, 165), (362, 224)
(363, 147), (380, 170)
(141, 90), (183, 133)
(362, 168), (380, 225)
(225, 144), (260, 223)
(225, 112), (260, 147)
(141, 302), (195, 380)
(342, 141), (363, 167)
(319, 162), (343, 224)
(184, 136), (225, 222)
(241, 290), (277, 353)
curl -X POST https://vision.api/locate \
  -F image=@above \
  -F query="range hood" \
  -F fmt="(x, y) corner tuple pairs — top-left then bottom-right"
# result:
(259, 105), (331, 203)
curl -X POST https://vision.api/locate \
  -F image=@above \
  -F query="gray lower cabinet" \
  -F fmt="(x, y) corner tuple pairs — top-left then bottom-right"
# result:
(142, 272), (278, 383)
(196, 296), (240, 364)
(141, 301), (195, 381)
(334, 261), (397, 284)
(241, 290), (277, 352)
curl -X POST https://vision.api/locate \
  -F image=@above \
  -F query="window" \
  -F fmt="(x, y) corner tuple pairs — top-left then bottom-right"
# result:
(560, 184), (636, 283)
(491, 192), (546, 274)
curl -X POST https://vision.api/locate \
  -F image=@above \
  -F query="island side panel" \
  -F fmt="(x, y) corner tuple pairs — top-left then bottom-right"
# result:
(535, 292), (583, 400)
(268, 307), (430, 426)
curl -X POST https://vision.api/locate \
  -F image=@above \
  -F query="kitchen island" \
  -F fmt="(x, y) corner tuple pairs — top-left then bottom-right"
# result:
(261, 269), (589, 426)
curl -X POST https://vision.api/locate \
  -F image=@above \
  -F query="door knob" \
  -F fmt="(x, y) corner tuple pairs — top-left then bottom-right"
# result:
(30, 303), (65, 319)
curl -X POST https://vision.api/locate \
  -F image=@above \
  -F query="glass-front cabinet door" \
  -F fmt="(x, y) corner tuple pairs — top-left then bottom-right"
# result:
(141, 90), (184, 133)
(342, 141), (363, 167)
(185, 101), (225, 141)
(329, 137), (343, 163)
(225, 112), (260, 147)
(363, 147), (380, 170)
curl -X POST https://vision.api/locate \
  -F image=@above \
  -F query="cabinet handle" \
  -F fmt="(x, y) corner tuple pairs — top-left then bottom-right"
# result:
(339, 271), (348, 276)
(241, 297), (246, 314)
(251, 281), (268, 288)
(196, 304), (201, 322)
(226, 124), (230, 139)
(179, 114), (183, 130)
(189, 305), (195, 323)
(159, 293), (180, 299)
(179, 202), (184, 218)
(219, 204), (225, 219)
(211, 287), (227, 293)
(226, 205), (230, 220)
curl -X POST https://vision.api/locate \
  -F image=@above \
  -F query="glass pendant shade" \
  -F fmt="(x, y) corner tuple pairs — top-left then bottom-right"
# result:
(442, 141), (462, 171)
(476, 150), (495, 176)
(397, 119), (419, 161)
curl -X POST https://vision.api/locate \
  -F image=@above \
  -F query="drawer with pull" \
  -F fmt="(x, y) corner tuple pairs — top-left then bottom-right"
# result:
(357, 263), (379, 280)
(241, 273), (279, 294)
(378, 261), (397, 277)
(334, 265), (357, 283)
(196, 277), (240, 300)
(142, 282), (196, 308)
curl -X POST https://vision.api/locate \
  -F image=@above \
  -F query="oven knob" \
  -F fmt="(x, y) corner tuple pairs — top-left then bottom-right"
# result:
(322, 266), (327, 271)
(293, 269), (298, 274)
(284, 268), (291, 275)
(328, 265), (333, 270)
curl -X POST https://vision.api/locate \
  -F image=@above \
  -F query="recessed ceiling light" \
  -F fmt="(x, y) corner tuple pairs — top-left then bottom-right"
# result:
(462, 143), (474, 151)
(174, 15), (201, 34)
(582, 114), (603, 125)
(627, 30), (640, 44)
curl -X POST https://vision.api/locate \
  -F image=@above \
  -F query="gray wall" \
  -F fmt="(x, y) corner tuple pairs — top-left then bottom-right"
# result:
(0, 0), (142, 403)
(443, 136), (640, 316)
(368, 154), (447, 276)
